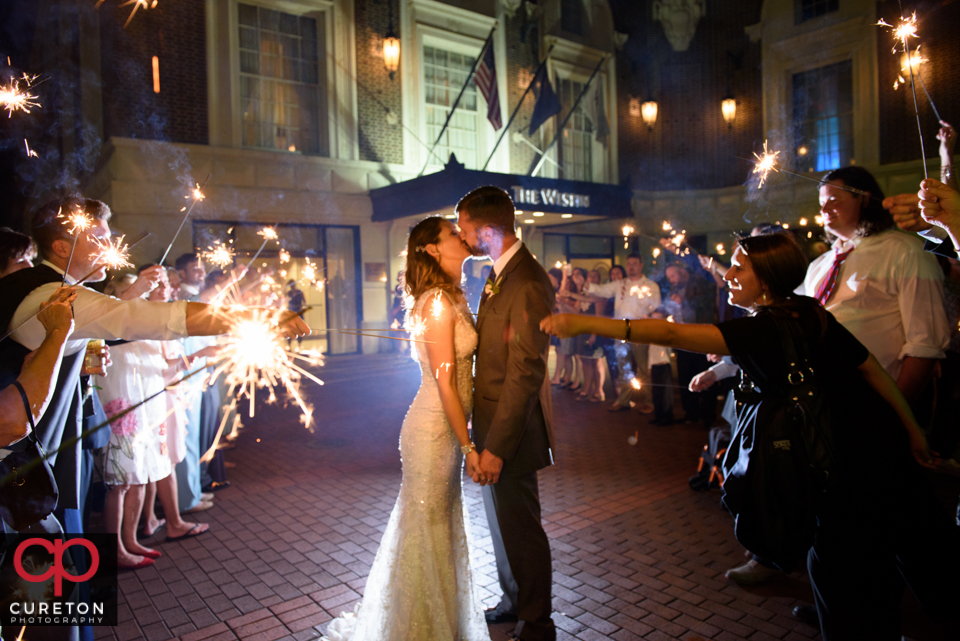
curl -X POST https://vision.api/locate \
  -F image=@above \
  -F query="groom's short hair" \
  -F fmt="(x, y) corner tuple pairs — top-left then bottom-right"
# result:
(456, 186), (516, 235)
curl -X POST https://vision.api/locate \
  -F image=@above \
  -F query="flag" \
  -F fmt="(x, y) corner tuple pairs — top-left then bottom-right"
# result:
(528, 64), (561, 136)
(584, 80), (610, 145)
(475, 45), (502, 131)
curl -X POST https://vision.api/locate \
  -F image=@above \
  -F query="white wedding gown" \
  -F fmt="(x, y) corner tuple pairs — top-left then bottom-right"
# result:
(322, 289), (490, 641)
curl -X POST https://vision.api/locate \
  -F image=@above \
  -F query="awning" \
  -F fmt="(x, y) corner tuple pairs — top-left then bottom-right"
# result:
(370, 156), (632, 223)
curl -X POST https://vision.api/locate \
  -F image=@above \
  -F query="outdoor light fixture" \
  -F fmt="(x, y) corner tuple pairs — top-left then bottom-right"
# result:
(721, 96), (736, 126)
(383, 32), (400, 78)
(383, 0), (400, 80)
(641, 100), (658, 130)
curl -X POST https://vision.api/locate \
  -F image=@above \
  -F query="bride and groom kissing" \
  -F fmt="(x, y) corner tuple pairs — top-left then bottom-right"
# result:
(322, 186), (557, 641)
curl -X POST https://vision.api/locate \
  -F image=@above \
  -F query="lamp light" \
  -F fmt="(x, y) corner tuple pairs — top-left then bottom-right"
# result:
(721, 96), (736, 126)
(641, 100), (658, 130)
(383, 0), (400, 80)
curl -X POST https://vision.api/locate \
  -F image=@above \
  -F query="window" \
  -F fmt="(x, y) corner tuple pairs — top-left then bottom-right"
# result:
(238, 3), (325, 154)
(423, 45), (480, 169)
(556, 77), (593, 181)
(792, 60), (853, 172)
(795, 0), (838, 24)
(561, 0), (583, 35)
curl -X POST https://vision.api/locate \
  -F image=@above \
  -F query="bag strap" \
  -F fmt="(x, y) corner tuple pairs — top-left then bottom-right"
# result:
(769, 313), (815, 388)
(12, 380), (37, 433)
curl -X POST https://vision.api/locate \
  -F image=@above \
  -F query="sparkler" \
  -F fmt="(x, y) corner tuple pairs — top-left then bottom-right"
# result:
(737, 146), (883, 201)
(279, 249), (291, 263)
(244, 226), (278, 270)
(60, 208), (94, 286)
(877, 12), (927, 178)
(622, 224), (634, 249)
(158, 174), (210, 266)
(24, 139), (37, 158)
(0, 73), (40, 117)
(75, 231), (150, 285)
(116, 0), (157, 28)
(201, 241), (235, 268)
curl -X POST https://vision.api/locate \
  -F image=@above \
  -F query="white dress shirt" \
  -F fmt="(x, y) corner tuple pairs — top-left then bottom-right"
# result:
(492, 239), (523, 278)
(648, 344), (672, 367)
(9, 261), (190, 355)
(584, 276), (662, 320)
(798, 229), (949, 378)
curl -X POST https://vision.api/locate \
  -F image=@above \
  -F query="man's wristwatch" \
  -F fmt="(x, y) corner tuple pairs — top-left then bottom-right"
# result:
(461, 442), (476, 455)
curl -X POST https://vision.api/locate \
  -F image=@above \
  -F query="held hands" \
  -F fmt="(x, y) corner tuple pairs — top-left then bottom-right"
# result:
(477, 449), (503, 485)
(465, 450), (483, 484)
(38, 287), (77, 336)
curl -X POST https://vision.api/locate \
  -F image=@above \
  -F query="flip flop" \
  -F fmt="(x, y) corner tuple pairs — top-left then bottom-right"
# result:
(139, 518), (166, 538)
(165, 523), (209, 542)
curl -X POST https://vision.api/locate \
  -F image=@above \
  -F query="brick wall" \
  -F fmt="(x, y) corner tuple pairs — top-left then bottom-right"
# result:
(614, 0), (763, 191)
(503, 12), (542, 174)
(355, 0), (403, 164)
(877, 0), (960, 166)
(99, 1), (208, 145)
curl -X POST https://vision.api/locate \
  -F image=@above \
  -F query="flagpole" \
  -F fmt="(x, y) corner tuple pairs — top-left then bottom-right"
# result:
(529, 55), (606, 178)
(481, 44), (555, 172)
(418, 25), (497, 177)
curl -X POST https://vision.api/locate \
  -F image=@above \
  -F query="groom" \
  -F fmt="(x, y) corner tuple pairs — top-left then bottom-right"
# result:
(456, 186), (557, 641)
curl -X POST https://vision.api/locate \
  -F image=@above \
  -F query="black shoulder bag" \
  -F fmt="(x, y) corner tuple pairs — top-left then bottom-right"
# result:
(720, 313), (835, 571)
(0, 381), (59, 531)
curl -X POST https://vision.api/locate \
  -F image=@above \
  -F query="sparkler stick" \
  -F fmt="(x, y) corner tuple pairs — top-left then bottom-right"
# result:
(916, 73), (942, 123)
(878, 12), (927, 178)
(244, 226), (278, 270)
(323, 330), (434, 344)
(736, 155), (884, 202)
(158, 174), (210, 266)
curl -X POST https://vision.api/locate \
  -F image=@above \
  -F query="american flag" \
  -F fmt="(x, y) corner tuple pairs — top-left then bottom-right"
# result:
(475, 44), (502, 131)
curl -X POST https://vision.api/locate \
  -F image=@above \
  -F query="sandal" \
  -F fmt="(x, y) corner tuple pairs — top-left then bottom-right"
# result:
(139, 518), (166, 538)
(165, 523), (209, 542)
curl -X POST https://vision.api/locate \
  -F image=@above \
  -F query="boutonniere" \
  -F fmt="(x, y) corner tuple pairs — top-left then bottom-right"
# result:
(483, 275), (503, 298)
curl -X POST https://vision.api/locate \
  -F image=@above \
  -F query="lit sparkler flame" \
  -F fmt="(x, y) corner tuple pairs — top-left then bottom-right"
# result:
(554, 261), (563, 269)
(799, 217), (808, 226)
(752, 139), (780, 189)
(260, 226), (278, 241)
(431, 291), (445, 319)
(0, 74), (40, 117)
(877, 14), (918, 53)
(622, 225), (634, 249)
(652, 247), (661, 258)
(190, 184), (205, 201)
(205, 285), (324, 437)
(60, 208), (93, 235)
(630, 377), (641, 390)
(90, 235), (133, 271)
(662, 221), (672, 231)
(716, 243), (726, 256)
(24, 139), (37, 158)
(201, 242), (235, 268)
(279, 249), (291, 263)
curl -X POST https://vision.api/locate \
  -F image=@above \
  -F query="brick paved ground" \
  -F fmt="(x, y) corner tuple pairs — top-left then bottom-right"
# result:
(97, 354), (947, 641)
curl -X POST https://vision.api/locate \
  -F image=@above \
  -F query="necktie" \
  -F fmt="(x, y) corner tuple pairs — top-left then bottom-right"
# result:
(814, 248), (853, 305)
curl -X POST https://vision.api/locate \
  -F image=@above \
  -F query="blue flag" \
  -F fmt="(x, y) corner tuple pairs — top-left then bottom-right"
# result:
(528, 65), (561, 136)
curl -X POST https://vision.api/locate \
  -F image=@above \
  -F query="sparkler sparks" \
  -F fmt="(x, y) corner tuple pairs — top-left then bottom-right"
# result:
(159, 174), (210, 265)
(201, 241), (235, 268)
(0, 73), (40, 117)
(752, 140), (780, 189)
(630, 377), (641, 391)
(90, 235), (133, 272)
(877, 14), (918, 53)
(279, 249), (291, 263)
(118, 0), (153, 28)
(877, 11), (928, 177)
(622, 224), (634, 249)
(431, 291), (445, 319)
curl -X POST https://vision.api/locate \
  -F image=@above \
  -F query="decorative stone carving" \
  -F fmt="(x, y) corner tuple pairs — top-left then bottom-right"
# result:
(501, 0), (523, 18)
(652, 0), (706, 52)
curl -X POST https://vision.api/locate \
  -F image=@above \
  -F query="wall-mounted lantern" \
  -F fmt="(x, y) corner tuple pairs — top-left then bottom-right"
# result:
(721, 96), (736, 127)
(641, 100), (658, 130)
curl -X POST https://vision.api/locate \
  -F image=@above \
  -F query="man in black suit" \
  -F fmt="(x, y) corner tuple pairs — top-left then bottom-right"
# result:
(457, 186), (556, 641)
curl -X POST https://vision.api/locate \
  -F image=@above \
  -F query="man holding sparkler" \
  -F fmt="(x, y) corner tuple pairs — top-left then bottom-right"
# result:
(0, 198), (309, 537)
(457, 186), (557, 641)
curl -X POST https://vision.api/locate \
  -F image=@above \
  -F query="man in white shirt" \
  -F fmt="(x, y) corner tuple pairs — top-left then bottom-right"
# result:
(3, 198), (309, 532)
(581, 254), (661, 413)
(798, 168), (948, 406)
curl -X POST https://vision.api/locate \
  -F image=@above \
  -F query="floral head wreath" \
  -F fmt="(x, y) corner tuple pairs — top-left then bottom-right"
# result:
(415, 245), (428, 253)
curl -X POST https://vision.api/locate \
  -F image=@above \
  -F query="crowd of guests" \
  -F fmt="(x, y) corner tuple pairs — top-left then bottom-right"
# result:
(0, 198), (308, 641)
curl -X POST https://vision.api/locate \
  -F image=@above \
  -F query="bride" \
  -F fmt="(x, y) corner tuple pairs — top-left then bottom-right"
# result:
(322, 216), (490, 640)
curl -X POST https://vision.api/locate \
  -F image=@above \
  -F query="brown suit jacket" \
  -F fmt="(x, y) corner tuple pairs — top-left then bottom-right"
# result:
(472, 243), (556, 477)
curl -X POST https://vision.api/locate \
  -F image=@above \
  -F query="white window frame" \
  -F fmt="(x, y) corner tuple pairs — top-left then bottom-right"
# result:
(206, 0), (358, 159)
(399, 0), (504, 173)
(540, 37), (615, 185)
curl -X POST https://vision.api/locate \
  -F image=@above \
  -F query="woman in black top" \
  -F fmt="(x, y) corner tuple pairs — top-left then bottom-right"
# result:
(542, 233), (960, 639)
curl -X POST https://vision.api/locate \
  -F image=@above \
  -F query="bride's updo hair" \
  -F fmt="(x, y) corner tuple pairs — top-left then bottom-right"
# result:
(404, 216), (462, 304)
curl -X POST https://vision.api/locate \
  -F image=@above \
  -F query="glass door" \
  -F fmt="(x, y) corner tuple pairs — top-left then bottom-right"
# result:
(324, 226), (360, 354)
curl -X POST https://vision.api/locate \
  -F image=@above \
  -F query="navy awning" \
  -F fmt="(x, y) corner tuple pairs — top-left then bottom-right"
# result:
(370, 157), (632, 222)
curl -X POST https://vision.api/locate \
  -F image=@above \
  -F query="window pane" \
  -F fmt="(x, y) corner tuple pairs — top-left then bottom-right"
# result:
(423, 44), (480, 169)
(238, 3), (323, 154)
(557, 76), (593, 181)
(792, 60), (853, 172)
